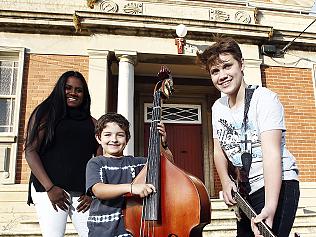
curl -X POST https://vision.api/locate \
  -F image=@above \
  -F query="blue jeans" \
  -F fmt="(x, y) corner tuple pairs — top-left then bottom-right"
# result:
(236, 180), (300, 237)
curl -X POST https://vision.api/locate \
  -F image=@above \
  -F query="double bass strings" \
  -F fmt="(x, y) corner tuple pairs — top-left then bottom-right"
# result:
(141, 91), (161, 235)
(143, 91), (161, 221)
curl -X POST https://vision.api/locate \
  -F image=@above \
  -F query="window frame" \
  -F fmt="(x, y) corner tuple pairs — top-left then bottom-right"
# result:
(0, 47), (25, 142)
(0, 47), (24, 184)
(144, 103), (202, 124)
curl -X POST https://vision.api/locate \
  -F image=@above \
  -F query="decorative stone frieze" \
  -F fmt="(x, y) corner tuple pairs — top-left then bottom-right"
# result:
(123, 2), (143, 15)
(209, 8), (252, 24)
(97, 0), (143, 15)
(210, 9), (230, 22)
(99, 0), (118, 13)
(235, 11), (251, 24)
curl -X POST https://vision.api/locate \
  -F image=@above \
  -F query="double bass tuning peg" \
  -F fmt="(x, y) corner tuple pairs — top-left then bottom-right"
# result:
(156, 65), (174, 99)
(157, 65), (171, 81)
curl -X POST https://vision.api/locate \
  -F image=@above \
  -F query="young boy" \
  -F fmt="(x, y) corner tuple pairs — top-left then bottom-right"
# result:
(197, 37), (299, 237)
(85, 112), (171, 237)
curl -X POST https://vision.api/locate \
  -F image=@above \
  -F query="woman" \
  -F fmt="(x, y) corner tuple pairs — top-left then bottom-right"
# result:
(25, 71), (100, 237)
(197, 37), (299, 237)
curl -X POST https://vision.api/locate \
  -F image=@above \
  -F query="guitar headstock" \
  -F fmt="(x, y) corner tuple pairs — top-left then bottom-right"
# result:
(155, 65), (174, 100)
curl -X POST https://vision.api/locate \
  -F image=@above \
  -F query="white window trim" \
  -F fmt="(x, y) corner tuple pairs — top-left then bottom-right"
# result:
(0, 47), (25, 140)
(0, 46), (25, 184)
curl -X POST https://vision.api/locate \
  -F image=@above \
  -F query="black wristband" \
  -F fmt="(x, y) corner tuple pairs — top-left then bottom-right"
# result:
(46, 185), (55, 193)
(162, 141), (168, 149)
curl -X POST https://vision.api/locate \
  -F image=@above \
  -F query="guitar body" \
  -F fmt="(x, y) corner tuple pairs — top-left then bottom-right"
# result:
(124, 152), (211, 237)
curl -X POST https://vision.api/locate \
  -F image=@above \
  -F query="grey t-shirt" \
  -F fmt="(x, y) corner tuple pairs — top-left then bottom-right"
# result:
(86, 155), (146, 237)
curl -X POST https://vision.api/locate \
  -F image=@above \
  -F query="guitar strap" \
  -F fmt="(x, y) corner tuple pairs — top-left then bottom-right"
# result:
(241, 85), (259, 179)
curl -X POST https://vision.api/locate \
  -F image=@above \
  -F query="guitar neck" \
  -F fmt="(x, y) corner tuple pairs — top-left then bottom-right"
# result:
(234, 192), (277, 237)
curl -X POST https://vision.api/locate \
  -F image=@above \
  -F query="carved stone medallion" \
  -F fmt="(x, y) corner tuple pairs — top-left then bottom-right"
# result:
(100, 0), (118, 13)
(235, 11), (251, 24)
(123, 2), (143, 15)
(210, 9), (230, 22)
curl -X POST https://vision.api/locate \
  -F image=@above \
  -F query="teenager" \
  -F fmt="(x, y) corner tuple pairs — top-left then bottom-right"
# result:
(197, 37), (299, 237)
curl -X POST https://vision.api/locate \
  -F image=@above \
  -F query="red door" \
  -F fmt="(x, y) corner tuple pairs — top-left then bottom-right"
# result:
(144, 123), (204, 182)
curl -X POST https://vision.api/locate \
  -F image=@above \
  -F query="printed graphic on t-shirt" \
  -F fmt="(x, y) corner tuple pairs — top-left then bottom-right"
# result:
(216, 118), (261, 167)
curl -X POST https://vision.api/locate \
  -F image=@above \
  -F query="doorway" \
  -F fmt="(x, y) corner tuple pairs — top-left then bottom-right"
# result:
(143, 103), (204, 182)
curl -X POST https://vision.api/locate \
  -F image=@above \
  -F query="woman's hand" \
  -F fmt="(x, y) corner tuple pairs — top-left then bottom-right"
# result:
(131, 183), (156, 198)
(47, 186), (70, 212)
(76, 194), (92, 213)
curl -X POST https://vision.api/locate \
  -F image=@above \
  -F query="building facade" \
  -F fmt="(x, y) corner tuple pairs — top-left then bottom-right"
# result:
(0, 0), (316, 197)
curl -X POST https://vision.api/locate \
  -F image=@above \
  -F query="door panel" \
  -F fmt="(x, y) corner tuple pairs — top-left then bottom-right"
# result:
(144, 123), (204, 182)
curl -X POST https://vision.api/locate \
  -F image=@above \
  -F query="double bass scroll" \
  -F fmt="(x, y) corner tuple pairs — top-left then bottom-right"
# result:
(124, 66), (211, 237)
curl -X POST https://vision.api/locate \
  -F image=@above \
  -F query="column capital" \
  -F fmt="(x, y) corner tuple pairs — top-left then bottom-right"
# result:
(115, 50), (137, 65)
(87, 49), (110, 59)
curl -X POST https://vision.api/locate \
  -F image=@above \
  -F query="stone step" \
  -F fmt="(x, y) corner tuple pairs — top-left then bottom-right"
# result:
(210, 212), (316, 227)
(0, 203), (36, 214)
(1, 183), (316, 236)
(0, 231), (78, 237)
(203, 222), (316, 237)
(1, 218), (78, 237)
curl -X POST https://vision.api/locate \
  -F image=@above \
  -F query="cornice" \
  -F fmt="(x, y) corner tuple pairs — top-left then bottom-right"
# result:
(0, 9), (271, 38)
(0, 6), (316, 49)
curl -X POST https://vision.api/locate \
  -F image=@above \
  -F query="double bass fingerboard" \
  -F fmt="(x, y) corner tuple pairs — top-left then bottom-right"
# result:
(143, 91), (162, 221)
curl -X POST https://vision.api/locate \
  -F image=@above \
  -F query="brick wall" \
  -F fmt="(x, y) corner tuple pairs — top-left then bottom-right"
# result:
(16, 54), (89, 184)
(261, 66), (316, 182)
(213, 65), (316, 196)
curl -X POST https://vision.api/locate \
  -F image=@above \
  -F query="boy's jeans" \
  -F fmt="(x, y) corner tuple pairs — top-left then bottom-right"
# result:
(237, 180), (300, 237)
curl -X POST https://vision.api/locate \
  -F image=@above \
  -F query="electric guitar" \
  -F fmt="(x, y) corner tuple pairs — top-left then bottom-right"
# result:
(231, 190), (276, 237)
(227, 158), (300, 237)
(231, 190), (300, 237)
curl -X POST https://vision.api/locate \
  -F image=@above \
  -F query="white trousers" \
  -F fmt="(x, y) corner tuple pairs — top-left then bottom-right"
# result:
(31, 184), (89, 237)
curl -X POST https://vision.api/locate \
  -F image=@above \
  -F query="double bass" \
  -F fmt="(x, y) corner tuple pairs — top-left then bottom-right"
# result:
(124, 66), (211, 237)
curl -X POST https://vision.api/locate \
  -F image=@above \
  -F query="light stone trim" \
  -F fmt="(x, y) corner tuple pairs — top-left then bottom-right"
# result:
(115, 50), (138, 156)
(115, 50), (137, 65)
(88, 49), (110, 119)
(0, 46), (25, 184)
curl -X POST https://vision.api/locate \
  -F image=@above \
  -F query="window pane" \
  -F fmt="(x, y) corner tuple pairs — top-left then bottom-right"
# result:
(10, 99), (14, 132)
(0, 61), (13, 67)
(12, 68), (17, 95)
(0, 98), (12, 132)
(0, 67), (12, 95)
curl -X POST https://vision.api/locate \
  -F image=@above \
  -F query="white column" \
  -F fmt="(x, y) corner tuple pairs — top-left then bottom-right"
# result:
(87, 49), (110, 119)
(115, 51), (137, 156)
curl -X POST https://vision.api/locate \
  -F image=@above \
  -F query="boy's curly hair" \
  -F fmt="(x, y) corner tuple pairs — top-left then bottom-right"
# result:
(196, 37), (243, 72)
(95, 112), (131, 141)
